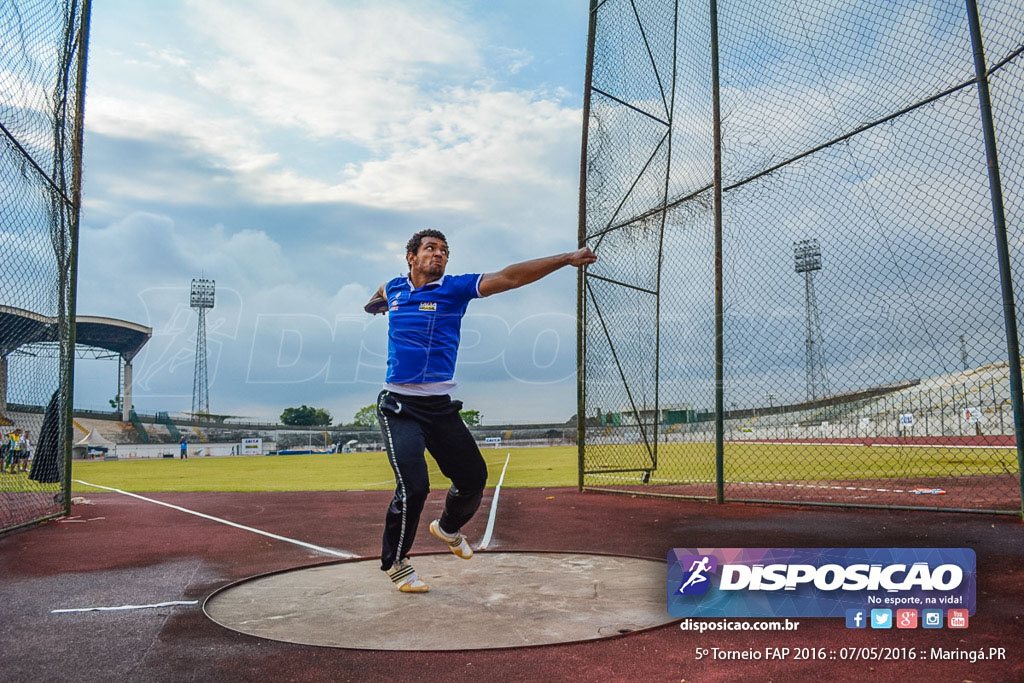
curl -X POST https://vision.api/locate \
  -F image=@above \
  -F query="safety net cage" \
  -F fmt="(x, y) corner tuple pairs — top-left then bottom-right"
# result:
(578, 0), (1024, 513)
(1, 0), (91, 532)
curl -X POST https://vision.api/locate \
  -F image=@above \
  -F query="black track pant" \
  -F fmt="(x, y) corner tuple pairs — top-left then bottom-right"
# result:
(376, 390), (488, 570)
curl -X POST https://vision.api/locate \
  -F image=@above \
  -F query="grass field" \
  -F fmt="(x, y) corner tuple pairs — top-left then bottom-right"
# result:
(70, 447), (578, 493)
(59, 441), (1020, 494)
(585, 442), (1018, 485)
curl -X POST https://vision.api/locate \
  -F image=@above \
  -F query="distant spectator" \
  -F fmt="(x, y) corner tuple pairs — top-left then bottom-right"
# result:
(179, 436), (188, 460)
(7, 428), (25, 474)
(17, 429), (31, 472)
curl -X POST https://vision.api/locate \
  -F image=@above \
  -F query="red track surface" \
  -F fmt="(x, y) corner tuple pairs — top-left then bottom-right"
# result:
(1, 488), (1022, 681)
(593, 474), (1021, 510)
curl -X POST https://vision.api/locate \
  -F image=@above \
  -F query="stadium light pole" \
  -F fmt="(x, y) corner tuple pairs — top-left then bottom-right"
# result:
(190, 278), (215, 417)
(794, 239), (828, 401)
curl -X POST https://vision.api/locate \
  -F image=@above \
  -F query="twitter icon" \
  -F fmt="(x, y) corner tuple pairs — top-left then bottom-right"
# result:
(870, 609), (892, 629)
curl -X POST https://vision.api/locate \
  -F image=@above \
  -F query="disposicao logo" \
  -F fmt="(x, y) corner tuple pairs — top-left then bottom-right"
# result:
(667, 548), (975, 618)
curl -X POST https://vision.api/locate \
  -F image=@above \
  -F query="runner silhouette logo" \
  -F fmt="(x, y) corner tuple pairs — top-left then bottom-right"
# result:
(677, 555), (718, 595)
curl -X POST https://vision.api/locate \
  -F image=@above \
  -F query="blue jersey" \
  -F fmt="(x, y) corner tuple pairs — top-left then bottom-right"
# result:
(384, 273), (482, 384)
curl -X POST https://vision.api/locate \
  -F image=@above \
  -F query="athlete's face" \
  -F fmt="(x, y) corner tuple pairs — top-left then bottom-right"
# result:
(408, 236), (449, 280)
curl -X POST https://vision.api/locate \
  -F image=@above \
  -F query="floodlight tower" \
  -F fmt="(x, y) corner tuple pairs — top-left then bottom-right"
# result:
(794, 239), (828, 401)
(190, 278), (215, 415)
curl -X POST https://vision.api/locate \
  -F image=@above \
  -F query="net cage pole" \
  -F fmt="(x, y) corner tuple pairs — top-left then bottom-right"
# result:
(0, 0), (92, 533)
(577, 0), (600, 492)
(578, 0), (1023, 513)
(62, 0), (91, 515)
(653, 0), (680, 482)
(964, 0), (1024, 518)
(709, 0), (724, 503)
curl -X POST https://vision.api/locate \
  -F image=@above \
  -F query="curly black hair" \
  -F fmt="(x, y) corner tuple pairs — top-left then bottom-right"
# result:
(406, 229), (448, 256)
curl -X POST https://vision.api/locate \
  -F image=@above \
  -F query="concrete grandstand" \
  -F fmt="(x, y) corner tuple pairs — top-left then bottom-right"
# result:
(592, 360), (1017, 446)
(0, 305), (151, 421)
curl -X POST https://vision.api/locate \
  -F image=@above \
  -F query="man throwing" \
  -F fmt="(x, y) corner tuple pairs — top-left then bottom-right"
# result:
(365, 229), (596, 592)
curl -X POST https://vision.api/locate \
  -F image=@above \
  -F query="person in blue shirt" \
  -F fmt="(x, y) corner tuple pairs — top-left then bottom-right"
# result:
(365, 229), (596, 592)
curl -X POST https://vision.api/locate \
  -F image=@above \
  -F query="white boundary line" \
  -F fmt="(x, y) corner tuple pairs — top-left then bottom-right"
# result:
(585, 473), (947, 495)
(723, 440), (1016, 450)
(52, 601), (198, 614)
(625, 440), (1016, 450)
(476, 453), (510, 551)
(73, 480), (358, 559)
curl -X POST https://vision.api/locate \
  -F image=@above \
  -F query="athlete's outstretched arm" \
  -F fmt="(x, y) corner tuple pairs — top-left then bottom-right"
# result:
(478, 247), (596, 297)
(364, 283), (388, 315)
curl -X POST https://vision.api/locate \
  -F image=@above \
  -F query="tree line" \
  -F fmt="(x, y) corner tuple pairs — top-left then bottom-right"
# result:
(280, 404), (480, 427)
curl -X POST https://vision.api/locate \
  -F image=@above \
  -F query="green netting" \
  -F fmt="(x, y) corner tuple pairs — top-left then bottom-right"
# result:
(1, 0), (89, 532)
(580, 0), (1024, 512)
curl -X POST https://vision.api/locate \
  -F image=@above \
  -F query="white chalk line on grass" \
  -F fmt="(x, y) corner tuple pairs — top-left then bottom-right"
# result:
(477, 453), (510, 551)
(73, 480), (358, 559)
(52, 601), (198, 614)
(359, 479), (399, 487)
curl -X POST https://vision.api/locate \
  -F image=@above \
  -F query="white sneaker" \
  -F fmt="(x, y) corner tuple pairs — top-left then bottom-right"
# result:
(385, 559), (429, 593)
(429, 519), (473, 559)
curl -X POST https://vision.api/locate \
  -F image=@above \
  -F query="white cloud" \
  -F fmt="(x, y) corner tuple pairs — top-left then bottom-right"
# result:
(495, 47), (534, 75)
(72, 1), (588, 420)
(185, 0), (481, 144)
(75, 210), (386, 417)
(312, 89), (580, 212)
(84, 0), (581, 216)
(86, 92), (278, 173)
(73, 209), (585, 420)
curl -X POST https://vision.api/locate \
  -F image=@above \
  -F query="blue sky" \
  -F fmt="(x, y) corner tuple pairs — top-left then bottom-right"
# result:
(70, 0), (1024, 424)
(74, 0), (590, 424)
(578, 0), (1024, 417)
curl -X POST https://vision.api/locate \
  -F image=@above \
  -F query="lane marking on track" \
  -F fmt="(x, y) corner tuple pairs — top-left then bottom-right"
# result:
(73, 480), (358, 559)
(477, 453), (510, 551)
(585, 473), (951, 495)
(52, 601), (199, 614)
(716, 440), (1014, 450)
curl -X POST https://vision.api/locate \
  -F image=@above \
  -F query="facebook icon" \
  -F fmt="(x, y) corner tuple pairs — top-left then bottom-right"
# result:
(845, 609), (867, 629)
